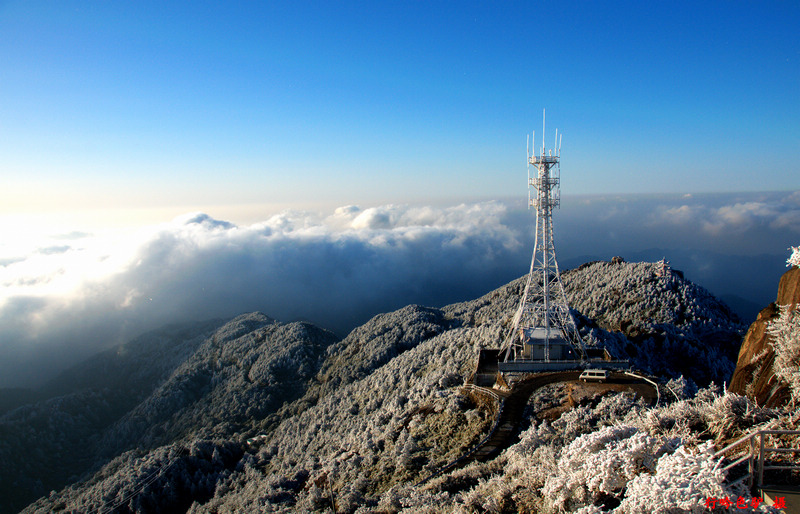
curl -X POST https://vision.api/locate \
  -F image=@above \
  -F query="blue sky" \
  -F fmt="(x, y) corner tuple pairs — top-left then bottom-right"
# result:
(1, 1), (798, 221)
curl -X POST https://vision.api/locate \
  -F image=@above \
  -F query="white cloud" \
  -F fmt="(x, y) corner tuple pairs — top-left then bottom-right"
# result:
(2, 192), (797, 387)
(647, 192), (800, 237)
(0, 201), (526, 386)
(656, 205), (704, 225)
(351, 207), (393, 230)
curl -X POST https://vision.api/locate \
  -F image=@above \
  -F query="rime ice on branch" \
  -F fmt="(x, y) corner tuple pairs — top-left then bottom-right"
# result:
(767, 305), (800, 406)
(787, 246), (800, 268)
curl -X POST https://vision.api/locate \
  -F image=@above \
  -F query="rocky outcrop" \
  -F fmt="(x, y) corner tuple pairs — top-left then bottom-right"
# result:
(729, 267), (800, 407)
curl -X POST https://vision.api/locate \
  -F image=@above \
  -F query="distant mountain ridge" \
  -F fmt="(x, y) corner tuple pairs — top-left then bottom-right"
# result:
(3, 259), (753, 513)
(0, 319), (225, 513)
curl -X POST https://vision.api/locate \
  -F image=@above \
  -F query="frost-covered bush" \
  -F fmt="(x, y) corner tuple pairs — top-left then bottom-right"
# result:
(616, 442), (726, 514)
(452, 386), (787, 514)
(398, 489), (454, 513)
(542, 426), (674, 512)
(664, 375), (698, 401)
(530, 390), (646, 449)
(767, 305), (800, 406)
(705, 392), (778, 439)
(454, 393), (650, 513)
(787, 245), (800, 268)
(636, 385), (778, 446)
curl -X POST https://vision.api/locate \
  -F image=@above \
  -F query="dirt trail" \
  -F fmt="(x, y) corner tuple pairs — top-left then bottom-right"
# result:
(419, 371), (657, 485)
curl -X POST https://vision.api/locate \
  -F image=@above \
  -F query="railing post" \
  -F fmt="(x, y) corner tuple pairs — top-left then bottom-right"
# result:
(758, 432), (765, 488)
(748, 435), (755, 489)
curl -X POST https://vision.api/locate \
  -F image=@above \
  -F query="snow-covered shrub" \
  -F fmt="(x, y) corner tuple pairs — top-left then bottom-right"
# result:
(398, 489), (453, 513)
(767, 304), (800, 406)
(453, 426), (557, 513)
(594, 391), (645, 424)
(706, 392), (777, 439)
(542, 426), (673, 512)
(575, 506), (606, 514)
(787, 246), (800, 268)
(664, 375), (697, 401)
(499, 422), (560, 489)
(635, 385), (778, 447)
(616, 441), (727, 514)
(374, 484), (407, 513)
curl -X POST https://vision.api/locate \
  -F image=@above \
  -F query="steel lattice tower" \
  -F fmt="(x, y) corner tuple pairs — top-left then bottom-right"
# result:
(502, 113), (585, 363)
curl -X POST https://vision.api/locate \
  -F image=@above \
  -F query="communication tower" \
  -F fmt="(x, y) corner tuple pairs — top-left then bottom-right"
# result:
(501, 111), (586, 366)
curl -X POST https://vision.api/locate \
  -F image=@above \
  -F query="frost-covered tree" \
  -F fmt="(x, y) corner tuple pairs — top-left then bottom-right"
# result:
(767, 305), (800, 406)
(787, 245), (800, 268)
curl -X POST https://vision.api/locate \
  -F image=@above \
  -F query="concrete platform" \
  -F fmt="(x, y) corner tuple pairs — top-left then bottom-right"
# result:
(497, 359), (629, 372)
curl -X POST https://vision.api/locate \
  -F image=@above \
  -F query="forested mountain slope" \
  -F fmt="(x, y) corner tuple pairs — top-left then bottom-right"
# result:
(16, 259), (767, 514)
(1, 315), (335, 514)
(564, 260), (744, 383)
(0, 319), (224, 513)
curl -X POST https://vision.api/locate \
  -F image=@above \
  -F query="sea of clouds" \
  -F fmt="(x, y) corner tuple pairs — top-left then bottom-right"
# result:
(1, 191), (798, 387)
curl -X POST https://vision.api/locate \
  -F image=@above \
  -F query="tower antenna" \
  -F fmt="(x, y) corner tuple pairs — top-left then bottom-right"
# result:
(526, 133), (530, 161)
(499, 110), (586, 368)
(542, 109), (546, 155)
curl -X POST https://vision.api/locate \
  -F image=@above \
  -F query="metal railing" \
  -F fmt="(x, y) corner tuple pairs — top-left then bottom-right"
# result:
(623, 371), (662, 406)
(714, 429), (800, 489)
(461, 383), (502, 403)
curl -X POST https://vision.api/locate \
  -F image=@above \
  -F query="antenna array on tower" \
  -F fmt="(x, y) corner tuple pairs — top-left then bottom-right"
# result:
(501, 111), (586, 368)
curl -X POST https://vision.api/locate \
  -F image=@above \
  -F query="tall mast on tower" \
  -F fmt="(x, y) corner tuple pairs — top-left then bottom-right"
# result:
(502, 110), (585, 365)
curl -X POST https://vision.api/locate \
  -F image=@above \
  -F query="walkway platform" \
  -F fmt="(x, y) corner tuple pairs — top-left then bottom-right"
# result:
(498, 359), (629, 372)
(760, 486), (799, 514)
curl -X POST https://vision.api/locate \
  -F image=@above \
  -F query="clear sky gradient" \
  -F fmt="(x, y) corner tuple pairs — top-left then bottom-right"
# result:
(2, 1), (798, 224)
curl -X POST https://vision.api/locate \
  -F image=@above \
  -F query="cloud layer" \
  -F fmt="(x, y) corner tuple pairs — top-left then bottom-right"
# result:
(2, 192), (798, 387)
(0, 202), (527, 386)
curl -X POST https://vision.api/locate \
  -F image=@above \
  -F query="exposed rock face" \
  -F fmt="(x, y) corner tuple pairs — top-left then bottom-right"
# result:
(729, 267), (800, 407)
